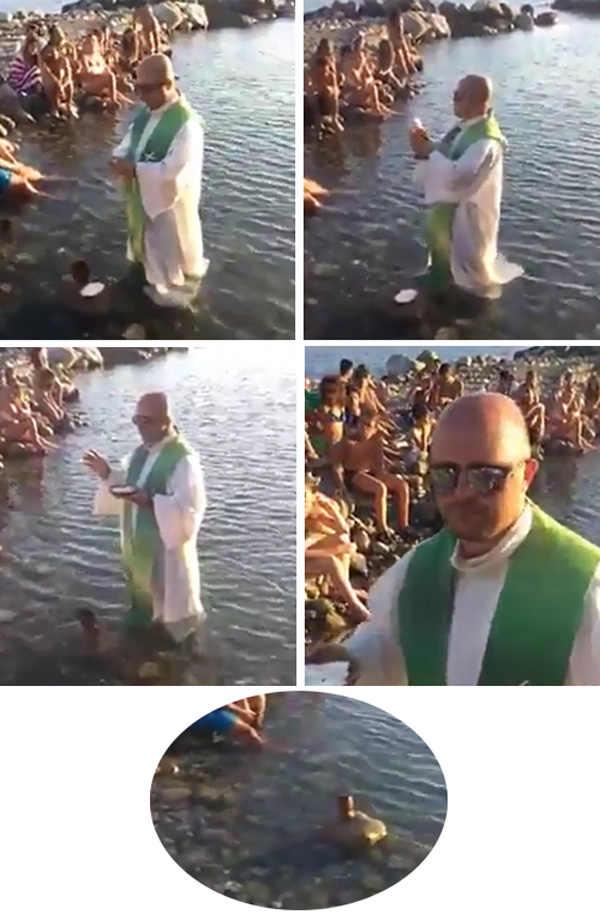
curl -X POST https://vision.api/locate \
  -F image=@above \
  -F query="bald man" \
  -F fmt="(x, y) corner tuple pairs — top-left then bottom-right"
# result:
(83, 392), (206, 640)
(111, 54), (208, 308)
(307, 393), (600, 686)
(398, 74), (522, 303)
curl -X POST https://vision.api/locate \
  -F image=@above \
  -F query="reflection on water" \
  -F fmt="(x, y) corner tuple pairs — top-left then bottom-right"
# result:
(0, 350), (296, 685)
(152, 692), (447, 909)
(304, 14), (600, 340)
(0, 22), (295, 340)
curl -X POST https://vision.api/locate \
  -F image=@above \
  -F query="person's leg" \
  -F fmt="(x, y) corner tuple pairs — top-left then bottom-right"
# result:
(378, 470), (410, 529)
(352, 470), (389, 533)
(306, 554), (370, 621)
(247, 695), (266, 728)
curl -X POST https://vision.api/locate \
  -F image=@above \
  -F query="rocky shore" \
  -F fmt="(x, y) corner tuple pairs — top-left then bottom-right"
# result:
(0, 345), (176, 377)
(0, 0), (294, 38)
(304, 0), (558, 60)
(305, 349), (600, 647)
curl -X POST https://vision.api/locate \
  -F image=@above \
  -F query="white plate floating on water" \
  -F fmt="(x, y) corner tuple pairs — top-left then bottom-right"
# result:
(394, 288), (418, 305)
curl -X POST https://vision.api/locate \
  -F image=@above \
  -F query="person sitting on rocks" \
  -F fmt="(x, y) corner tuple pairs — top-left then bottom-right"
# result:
(497, 368), (515, 397)
(32, 367), (68, 430)
(330, 412), (411, 537)
(584, 368), (600, 423)
(375, 39), (408, 98)
(514, 369), (545, 445)
(387, 11), (420, 79)
(431, 363), (464, 409)
(120, 27), (140, 76)
(339, 38), (393, 118)
(40, 42), (78, 120)
(545, 380), (594, 453)
(409, 402), (434, 456)
(305, 482), (370, 622)
(308, 374), (347, 459)
(134, 5), (163, 57)
(7, 35), (43, 100)
(78, 34), (127, 109)
(0, 380), (57, 456)
(306, 39), (344, 135)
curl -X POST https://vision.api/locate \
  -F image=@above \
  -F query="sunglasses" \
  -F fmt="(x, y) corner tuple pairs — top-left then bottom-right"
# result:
(428, 461), (525, 497)
(135, 82), (166, 93)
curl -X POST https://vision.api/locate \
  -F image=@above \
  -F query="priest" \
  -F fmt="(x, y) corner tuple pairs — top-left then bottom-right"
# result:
(111, 54), (209, 308)
(84, 391), (206, 641)
(308, 393), (600, 685)
(399, 74), (522, 303)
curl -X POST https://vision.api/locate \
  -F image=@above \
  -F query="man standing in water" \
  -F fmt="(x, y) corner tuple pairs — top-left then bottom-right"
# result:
(397, 74), (522, 303)
(83, 392), (206, 641)
(308, 394), (600, 685)
(111, 54), (209, 308)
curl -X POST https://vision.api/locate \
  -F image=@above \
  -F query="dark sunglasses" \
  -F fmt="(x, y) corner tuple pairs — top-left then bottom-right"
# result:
(428, 461), (525, 497)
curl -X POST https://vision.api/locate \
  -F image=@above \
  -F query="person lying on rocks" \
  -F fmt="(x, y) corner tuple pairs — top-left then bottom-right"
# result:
(514, 370), (545, 445)
(187, 705), (264, 747)
(330, 412), (411, 537)
(305, 482), (370, 622)
(40, 43), (78, 120)
(0, 146), (49, 200)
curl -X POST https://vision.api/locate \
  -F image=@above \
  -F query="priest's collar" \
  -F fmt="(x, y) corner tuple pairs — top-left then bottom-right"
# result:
(451, 504), (533, 572)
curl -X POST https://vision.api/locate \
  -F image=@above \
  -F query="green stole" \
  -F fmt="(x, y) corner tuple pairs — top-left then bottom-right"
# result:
(124, 98), (193, 263)
(121, 435), (193, 631)
(423, 112), (505, 290)
(397, 503), (600, 685)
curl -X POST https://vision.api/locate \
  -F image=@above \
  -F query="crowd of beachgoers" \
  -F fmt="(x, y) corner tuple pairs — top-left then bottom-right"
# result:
(304, 351), (600, 642)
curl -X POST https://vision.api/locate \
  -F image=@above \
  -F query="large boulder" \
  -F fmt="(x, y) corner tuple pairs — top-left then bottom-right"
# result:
(360, 0), (386, 15)
(153, 1), (186, 29)
(0, 82), (36, 126)
(202, 1), (256, 27)
(386, 354), (416, 376)
(535, 10), (558, 24)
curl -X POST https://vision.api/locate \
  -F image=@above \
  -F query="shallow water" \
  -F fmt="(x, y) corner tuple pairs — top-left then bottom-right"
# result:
(152, 691), (447, 909)
(0, 10), (295, 339)
(304, 10), (600, 340)
(0, 349), (297, 684)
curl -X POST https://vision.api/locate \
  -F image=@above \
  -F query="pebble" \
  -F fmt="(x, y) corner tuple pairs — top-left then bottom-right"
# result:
(361, 871), (387, 892)
(159, 786), (192, 803)
(387, 853), (414, 870)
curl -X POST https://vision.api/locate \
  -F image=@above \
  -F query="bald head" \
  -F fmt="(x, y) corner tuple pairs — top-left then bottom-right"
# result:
(134, 391), (173, 444)
(432, 393), (531, 464)
(454, 74), (492, 119)
(136, 54), (177, 108)
(430, 394), (539, 551)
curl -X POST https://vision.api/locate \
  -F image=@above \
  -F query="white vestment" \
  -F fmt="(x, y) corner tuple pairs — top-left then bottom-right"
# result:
(316, 507), (600, 686)
(93, 435), (207, 637)
(113, 100), (209, 296)
(413, 115), (523, 295)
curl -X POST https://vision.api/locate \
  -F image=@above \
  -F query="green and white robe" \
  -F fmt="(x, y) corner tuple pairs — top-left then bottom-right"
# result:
(113, 96), (209, 296)
(341, 503), (600, 686)
(413, 112), (523, 296)
(93, 434), (206, 638)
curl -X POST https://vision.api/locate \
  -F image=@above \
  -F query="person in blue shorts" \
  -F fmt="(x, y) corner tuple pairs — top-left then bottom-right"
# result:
(189, 696), (267, 747)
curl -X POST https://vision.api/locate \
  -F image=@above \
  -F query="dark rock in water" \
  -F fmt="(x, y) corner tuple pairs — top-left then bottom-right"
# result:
(305, 598), (348, 640)
(535, 10), (558, 24)
(98, 347), (169, 366)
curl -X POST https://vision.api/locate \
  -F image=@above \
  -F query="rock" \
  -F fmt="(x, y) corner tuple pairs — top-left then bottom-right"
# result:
(244, 881), (272, 906)
(386, 353), (415, 377)
(0, 12), (13, 23)
(515, 10), (534, 28)
(353, 528), (371, 552)
(361, 871), (387, 892)
(535, 10), (558, 24)
(0, 611), (17, 623)
(360, 0), (386, 15)
(154, 1), (186, 29)
(123, 323), (146, 340)
(350, 551), (369, 575)
(0, 84), (35, 127)
(305, 598), (348, 637)
(202, 2), (255, 28)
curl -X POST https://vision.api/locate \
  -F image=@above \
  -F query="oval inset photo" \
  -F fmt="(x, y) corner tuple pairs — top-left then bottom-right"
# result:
(151, 691), (447, 909)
